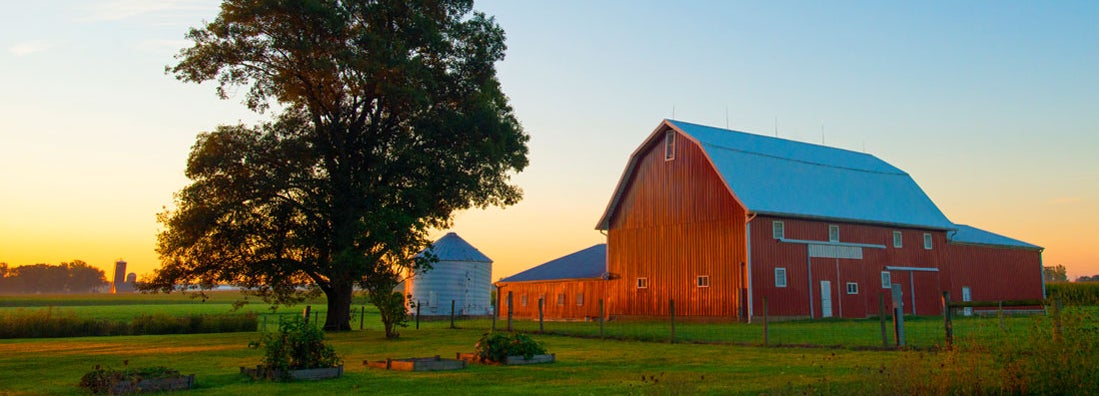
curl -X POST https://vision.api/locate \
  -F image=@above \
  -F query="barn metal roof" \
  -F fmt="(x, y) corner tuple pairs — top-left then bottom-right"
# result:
(497, 244), (606, 283)
(597, 120), (956, 230)
(421, 232), (492, 263)
(950, 225), (1042, 250)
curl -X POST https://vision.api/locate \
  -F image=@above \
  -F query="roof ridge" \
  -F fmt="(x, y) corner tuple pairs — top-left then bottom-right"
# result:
(699, 142), (907, 176)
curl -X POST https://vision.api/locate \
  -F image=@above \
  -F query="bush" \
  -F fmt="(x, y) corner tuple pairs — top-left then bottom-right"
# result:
(248, 316), (340, 380)
(473, 332), (547, 363)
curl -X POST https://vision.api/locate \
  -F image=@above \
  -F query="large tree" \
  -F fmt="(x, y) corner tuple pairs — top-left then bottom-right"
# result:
(145, 0), (528, 332)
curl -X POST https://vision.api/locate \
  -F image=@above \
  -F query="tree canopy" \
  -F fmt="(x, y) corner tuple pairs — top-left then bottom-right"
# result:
(145, 0), (528, 333)
(0, 261), (108, 294)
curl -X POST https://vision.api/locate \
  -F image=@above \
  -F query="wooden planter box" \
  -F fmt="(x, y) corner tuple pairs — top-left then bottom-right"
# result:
(109, 374), (195, 394)
(365, 356), (466, 372)
(240, 365), (343, 381)
(456, 352), (556, 365)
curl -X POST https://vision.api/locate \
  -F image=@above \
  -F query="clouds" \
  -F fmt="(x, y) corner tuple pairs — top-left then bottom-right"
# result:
(78, 0), (215, 22)
(8, 40), (56, 56)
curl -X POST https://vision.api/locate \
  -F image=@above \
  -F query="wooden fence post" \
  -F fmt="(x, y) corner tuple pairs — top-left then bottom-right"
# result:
(538, 298), (544, 333)
(507, 291), (513, 332)
(450, 300), (456, 329)
(998, 301), (1004, 332)
(942, 291), (953, 349)
(879, 292), (888, 347)
(416, 300), (421, 330)
(303, 306), (311, 324)
(360, 306), (365, 330)
(762, 297), (769, 347)
(669, 299), (676, 344)
(599, 299), (605, 340)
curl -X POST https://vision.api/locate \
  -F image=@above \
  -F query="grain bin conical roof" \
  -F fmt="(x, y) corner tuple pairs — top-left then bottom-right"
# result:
(422, 232), (492, 263)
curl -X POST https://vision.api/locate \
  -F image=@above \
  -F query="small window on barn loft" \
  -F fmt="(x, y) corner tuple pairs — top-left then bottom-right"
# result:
(881, 271), (892, 289)
(773, 221), (785, 239)
(846, 282), (859, 295)
(775, 267), (787, 288)
(557, 293), (566, 306)
(576, 293), (584, 306)
(664, 130), (676, 161)
(520, 294), (528, 307)
(893, 231), (903, 248)
(637, 277), (649, 289)
(829, 225), (840, 242)
(697, 275), (710, 288)
(923, 233), (933, 250)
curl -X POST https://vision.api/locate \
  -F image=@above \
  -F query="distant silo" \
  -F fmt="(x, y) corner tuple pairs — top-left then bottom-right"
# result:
(125, 273), (137, 292)
(111, 260), (127, 294)
(406, 232), (492, 316)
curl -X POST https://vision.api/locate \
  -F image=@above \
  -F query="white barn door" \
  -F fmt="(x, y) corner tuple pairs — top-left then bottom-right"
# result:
(962, 287), (972, 317)
(820, 281), (833, 318)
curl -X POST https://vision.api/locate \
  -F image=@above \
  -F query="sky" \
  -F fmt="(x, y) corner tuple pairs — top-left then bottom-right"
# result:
(1, 1), (1097, 282)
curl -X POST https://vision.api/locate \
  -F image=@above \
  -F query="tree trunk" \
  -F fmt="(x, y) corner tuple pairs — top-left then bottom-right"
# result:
(323, 284), (353, 331)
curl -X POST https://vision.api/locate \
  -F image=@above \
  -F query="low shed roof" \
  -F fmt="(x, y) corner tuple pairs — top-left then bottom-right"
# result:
(498, 244), (606, 283)
(950, 225), (1042, 250)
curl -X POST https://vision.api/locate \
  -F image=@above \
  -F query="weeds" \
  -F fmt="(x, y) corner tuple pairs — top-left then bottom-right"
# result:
(0, 307), (257, 338)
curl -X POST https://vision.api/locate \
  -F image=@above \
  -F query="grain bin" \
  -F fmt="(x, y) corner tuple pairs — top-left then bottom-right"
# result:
(406, 232), (493, 316)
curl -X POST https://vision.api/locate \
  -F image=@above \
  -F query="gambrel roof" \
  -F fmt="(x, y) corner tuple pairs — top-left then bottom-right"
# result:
(497, 244), (606, 283)
(950, 225), (1042, 250)
(597, 119), (956, 230)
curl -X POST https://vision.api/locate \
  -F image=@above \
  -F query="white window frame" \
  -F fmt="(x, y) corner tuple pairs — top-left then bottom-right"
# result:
(557, 293), (565, 306)
(846, 282), (859, 295)
(576, 293), (584, 306)
(520, 293), (528, 307)
(664, 130), (676, 161)
(775, 267), (787, 288)
(697, 275), (710, 288)
(773, 221), (785, 239)
(637, 277), (648, 289)
(923, 233), (933, 250)
(829, 225), (840, 242)
(893, 231), (903, 248)
(881, 271), (892, 289)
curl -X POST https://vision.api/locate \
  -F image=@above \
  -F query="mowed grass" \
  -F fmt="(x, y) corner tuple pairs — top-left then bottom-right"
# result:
(0, 326), (919, 395)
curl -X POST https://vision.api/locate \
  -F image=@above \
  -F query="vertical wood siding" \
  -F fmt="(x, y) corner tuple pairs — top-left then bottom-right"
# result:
(605, 130), (748, 318)
(495, 280), (607, 320)
(944, 244), (1043, 303)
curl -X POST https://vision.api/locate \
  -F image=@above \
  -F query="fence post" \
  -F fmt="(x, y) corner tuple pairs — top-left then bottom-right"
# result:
(507, 291), (513, 332)
(879, 293), (888, 347)
(762, 297), (769, 347)
(998, 301), (1004, 332)
(303, 306), (311, 324)
(491, 302), (496, 331)
(538, 298), (544, 333)
(360, 306), (365, 330)
(450, 300), (456, 329)
(262, 314), (267, 332)
(669, 299), (676, 344)
(314, 311), (319, 325)
(416, 300), (421, 330)
(942, 291), (953, 349)
(599, 299), (605, 340)
(892, 284), (905, 347)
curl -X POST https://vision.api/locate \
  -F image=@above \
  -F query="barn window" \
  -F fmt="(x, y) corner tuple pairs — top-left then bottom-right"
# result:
(773, 221), (785, 239)
(637, 277), (648, 289)
(576, 293), (584, 306)
(923, 233), (933, 250)
(829, 225), (840, 242)
(557, 293), (566, 306)
(520, 294), (528, 307)
(697, 275), (710, 288)
(893, 231), (903, 248)
(881, 271), (892, 289)
(664, 130), (676, 161)
(775, 268), (787, 288)
(846, 282), (859, 295)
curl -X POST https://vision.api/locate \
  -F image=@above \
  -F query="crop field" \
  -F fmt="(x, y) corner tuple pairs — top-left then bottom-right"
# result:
(0, 292), (1094, 395)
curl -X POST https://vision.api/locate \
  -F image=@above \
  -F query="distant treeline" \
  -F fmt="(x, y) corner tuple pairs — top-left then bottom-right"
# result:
(0, 261), (108, 294)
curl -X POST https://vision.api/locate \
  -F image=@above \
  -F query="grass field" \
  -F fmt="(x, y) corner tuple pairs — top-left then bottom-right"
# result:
(0, 293), (1088, 395)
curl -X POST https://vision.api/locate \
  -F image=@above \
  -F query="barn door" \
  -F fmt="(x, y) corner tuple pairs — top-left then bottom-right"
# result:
(962, 287), (972, 317)
(820, 281), (833, 318)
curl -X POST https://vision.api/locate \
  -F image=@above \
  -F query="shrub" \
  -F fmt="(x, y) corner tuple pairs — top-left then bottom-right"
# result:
(473, 332), (547, 363)
(248, 316), (340, 380)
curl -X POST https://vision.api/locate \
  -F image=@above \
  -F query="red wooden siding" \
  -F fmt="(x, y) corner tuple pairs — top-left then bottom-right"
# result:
(495, 280), (607, 320)
(944, 244), (1043, 304)
(605, 129), (748, 318)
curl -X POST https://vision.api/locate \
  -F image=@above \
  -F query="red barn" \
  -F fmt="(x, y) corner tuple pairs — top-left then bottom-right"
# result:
(497, 119), (1043, 321)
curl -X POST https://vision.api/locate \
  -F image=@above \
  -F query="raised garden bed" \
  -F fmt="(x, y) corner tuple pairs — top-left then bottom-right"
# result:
(80, 366), (195, 394)
(240, 365), (343, 381)
(111, 374), (196, 394)
(456, 352), (556, 365)
(365, 356), (466, 372)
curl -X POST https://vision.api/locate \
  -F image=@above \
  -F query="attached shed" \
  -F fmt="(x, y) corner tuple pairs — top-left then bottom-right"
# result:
(945, 225), (1045, 309)
(495, 244), (608, 320)
(406, 232), (493, 316)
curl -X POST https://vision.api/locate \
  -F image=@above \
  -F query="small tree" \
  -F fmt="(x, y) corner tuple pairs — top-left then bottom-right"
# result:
(1044, 265), (1069, 283)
